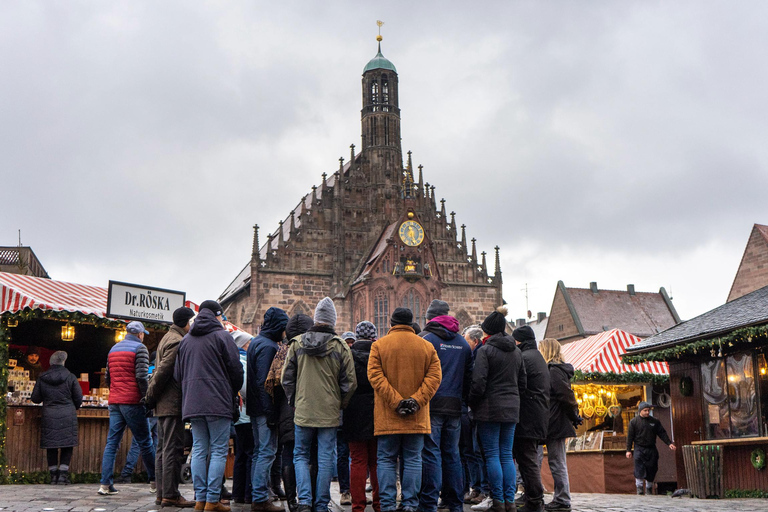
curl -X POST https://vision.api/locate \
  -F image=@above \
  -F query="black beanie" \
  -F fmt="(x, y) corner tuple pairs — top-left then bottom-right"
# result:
(425, 299), (450, 321)
(286, 314), (314, 340)
(512, 325), (536, 343)
(390, 307), (414, 326)
(173, 307), (196, 327)
(199, 300), (223, 316)
(481, 306), (508, 335)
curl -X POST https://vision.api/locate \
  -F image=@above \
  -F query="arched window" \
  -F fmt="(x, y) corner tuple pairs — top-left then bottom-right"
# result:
(381, 75), (389, 103)
(402, 290), (422, 327)
(371, 80), (379, 106)
(374, 290), (389, 337)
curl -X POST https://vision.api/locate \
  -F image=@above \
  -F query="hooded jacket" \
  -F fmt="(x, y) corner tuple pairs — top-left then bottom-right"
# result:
(246, 307), (289, 418)
(31, 364), (83, 449)
(281, 325), (357, 428)
(175, 308), (244, 420)
(546, 362), (579, 441)
(516, 338), (550, 440)
(421, 315), (473, 417)
(468, 332), (526, 423)
(342, 338), (376, 442)
(146, 324), (186, 417)
(368, 324), (442, 435)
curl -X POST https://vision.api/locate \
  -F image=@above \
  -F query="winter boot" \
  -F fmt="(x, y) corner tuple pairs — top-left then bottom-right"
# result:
(505, 502), (517, 512)
(636, 485), (644, 495)
(282, 465), (297, 512)
(272, 473), (287, 500)
(49, 469), (58, 485)
(489, 500), (505, 512)
(645, 481), (654, 495)
(57, 469), (71, 485)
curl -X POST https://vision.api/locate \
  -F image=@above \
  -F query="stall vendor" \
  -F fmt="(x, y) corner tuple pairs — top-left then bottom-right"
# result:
(20, 346), (43, 380)
(625, 402), (676, 495)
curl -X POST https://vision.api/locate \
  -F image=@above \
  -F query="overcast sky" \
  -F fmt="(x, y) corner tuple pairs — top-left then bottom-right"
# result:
(2, 1), (766, 324)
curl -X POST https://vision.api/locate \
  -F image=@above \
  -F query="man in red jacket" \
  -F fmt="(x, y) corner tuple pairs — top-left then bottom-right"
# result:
(98, 321), (156, 496)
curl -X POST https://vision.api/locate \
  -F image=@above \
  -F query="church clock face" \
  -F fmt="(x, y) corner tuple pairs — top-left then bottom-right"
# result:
(399, 220), (425, 247)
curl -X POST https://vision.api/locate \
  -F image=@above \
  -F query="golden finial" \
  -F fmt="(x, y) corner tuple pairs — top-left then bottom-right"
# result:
(376, 20), (384, 42)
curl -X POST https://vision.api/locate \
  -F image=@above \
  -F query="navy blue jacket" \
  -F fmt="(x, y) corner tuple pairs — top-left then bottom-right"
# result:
(175, 308), (244, 420)
(246, 307), (288, 418)
(421, 318), (473, 417)
(516, 338), (550, 440)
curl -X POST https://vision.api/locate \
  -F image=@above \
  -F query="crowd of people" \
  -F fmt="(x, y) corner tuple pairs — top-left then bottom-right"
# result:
(27, 295), (672, 512)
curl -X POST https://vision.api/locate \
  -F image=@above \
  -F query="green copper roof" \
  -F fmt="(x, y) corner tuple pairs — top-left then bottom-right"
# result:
(363, 43), (397, 74)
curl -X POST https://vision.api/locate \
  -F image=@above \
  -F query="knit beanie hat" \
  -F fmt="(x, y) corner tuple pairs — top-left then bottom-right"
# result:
(638, 401), (653, 412)
(481, 306), (508, 335)
(49, 350), (67, 366)
(355, 321), (377, 341)
(512, 324), (536, 343)
(425, 299), (450, 321)
(199, 300), (224, 316)
(173, 306), (196, 328)
(286, 314), (314, 340)
(314, 297), (337, 327)
(231, 331), (252, 349)
(390, 307), (413, 326)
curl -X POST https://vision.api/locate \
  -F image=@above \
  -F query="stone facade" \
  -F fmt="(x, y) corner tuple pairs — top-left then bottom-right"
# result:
(218, 41), (502, 335)
(727, 223), (768, 302)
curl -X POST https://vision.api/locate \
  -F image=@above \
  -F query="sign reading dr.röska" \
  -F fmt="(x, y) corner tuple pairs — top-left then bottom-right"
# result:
(107, 281), (186, 324)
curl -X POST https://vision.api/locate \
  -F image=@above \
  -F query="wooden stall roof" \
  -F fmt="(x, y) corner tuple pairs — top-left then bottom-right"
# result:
(562, 328), (668, 375)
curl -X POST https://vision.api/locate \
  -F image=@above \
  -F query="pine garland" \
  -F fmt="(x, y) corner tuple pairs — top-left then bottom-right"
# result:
(621, 323), (768, 364)
(0, 322), (8, 483)
(572, 370), (669, 387)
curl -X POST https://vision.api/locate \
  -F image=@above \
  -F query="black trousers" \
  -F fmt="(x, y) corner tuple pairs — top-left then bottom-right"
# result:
(47, 447), (73, 469)
(512, 438), (543, 503)
(633, 445), (659, 482)
(156, 415), (185, 500)
(233, 423), (254, 501)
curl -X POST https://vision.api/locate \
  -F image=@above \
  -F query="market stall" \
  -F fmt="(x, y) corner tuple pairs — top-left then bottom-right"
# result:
(540, 329), (673, 494)
(0, 272), (168, 479)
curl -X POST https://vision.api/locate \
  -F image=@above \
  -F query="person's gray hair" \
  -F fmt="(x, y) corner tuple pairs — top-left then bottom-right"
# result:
(463, 325), (484, 342)
(49, 350), (68, 366)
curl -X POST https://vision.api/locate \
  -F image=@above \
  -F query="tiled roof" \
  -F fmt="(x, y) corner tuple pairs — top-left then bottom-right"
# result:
(626, 284), (768, 353)
(566, 286), (679, 338)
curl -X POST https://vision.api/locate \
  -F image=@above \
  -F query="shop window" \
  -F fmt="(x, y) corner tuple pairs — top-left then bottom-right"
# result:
(374, 291), (389, 337)
(701, 352), (760, 439)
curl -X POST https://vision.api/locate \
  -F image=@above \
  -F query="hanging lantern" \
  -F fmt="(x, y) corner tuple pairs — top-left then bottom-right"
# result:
(5, 316), (19, 328)
(115, 329), (127, 343)
(61, 322), (75, 341)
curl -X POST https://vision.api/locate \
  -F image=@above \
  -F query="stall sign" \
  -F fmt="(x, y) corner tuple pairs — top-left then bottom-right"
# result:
(107, 281), (185, 325)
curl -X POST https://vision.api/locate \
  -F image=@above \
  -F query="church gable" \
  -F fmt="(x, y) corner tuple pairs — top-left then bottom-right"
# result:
(727, 223), (768, 302)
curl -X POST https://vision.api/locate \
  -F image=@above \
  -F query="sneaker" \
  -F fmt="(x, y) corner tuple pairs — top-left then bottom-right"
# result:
(115, 474), (132, 484)
(340, 492), (352, 505)
(471, 497), (493, 512)
(543, 503), (570, 512)
(98, 484), (119, 495)
(251, 500), (285, 512)
(150, 480), (157, 493)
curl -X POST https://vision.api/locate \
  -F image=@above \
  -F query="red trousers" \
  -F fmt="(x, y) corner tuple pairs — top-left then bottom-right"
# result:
(349, 439), (380, 512)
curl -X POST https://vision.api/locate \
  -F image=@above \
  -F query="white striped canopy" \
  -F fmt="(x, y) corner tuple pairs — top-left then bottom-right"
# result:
(560, 328), (668, 376)
(0, 271), (108, 317)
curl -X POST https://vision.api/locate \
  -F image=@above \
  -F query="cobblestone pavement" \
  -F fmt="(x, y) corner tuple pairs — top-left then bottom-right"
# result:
(0, 483), (765, 512)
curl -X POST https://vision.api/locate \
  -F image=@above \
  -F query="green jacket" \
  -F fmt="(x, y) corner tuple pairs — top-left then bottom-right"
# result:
(281, 328), (357, 428)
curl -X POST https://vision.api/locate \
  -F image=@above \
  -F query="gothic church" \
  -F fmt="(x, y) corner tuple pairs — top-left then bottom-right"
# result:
(218, 37), (503, 336)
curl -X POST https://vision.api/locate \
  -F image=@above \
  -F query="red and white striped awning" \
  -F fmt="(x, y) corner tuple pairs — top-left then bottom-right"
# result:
(0, 271), (108, 318)
(561, 328), (668, 376)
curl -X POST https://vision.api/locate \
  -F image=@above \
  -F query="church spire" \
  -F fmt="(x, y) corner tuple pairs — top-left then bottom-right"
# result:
(278, 220), (285, 247)
(471, 238), (478, 264)
(417, 165), (424, 196)
(450, 212), (457, 239)
(461, 224), (467, 254)
(494, 246), (503, 284)
(481, 251), (488, 277)
(251, 224), (260, 263)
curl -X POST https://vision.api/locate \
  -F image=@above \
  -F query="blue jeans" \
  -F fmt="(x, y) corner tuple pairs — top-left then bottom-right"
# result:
(190, 416), (231, 503)
(477, 422), (516, 503)
(421, 415), (463, 512)
(336, 430), (350, 494)
(251, 415), (278, 503)
(100, 404), (156, 485)
(122, 416), (157, 476)
(377, 434), (424, 511)
(295, 426), (336, 512)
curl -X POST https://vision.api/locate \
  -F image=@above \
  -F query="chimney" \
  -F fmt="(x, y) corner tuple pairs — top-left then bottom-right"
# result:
(590, 282), (598, 294)
(627, 284), (636, 295)
(537, 312), (546, 323)
(516, 318), (526, 327)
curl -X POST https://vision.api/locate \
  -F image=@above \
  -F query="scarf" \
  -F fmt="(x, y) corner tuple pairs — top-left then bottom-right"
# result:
(265, 342), (289, 398)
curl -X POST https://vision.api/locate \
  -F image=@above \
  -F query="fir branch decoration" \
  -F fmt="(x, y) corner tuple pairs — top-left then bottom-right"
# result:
(571, 370), (669, 387)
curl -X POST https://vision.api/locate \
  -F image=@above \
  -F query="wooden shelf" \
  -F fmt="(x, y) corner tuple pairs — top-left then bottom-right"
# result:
(691, 436), (768, 446)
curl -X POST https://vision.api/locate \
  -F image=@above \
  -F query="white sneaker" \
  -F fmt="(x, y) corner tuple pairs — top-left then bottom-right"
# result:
(149, 481), (157, 493)
(471, 496), (493, 511)
(98, 484), (119, 495)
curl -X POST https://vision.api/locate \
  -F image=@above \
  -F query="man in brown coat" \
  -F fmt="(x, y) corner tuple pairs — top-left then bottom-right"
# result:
(368, 307), (442, 512)
(145, 306), (196, 508)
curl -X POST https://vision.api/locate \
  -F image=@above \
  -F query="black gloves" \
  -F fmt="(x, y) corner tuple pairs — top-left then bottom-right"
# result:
(396, 398), (420, 416)
(573, 415), (584, 427)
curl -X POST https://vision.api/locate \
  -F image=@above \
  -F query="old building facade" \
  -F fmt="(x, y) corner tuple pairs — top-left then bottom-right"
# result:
(218, 40), (502, 335)
(727, 223), (768, 302)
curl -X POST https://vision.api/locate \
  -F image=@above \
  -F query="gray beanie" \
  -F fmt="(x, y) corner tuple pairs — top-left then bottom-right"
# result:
(314, 297), (337, 327)
(426, 299), (450, 321)
(231, 330), (253, 349)
(49, 351), (68, 366)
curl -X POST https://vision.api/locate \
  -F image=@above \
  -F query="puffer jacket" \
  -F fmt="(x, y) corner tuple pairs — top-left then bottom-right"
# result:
(516, 338), (550, 441)
(546, 362), (579, 441)
(368, 324), (442, 435)
(146, 324), (185, 416)
(342, 339), (376, 442)
(468, 332), (526, 423)
(246, 308), (287, 418)
(281, 325), (357, 428)
(421, 316), (473, 417)
(31, 365), (83, 449)
(106, 334), (149, 404)
(175, 308), (244, 420)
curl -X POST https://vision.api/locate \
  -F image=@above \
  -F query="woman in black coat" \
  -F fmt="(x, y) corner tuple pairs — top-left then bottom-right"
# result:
(30, 350), (82, 485)
(468, 307), (527, 512)
(539, 338), (580, 512)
